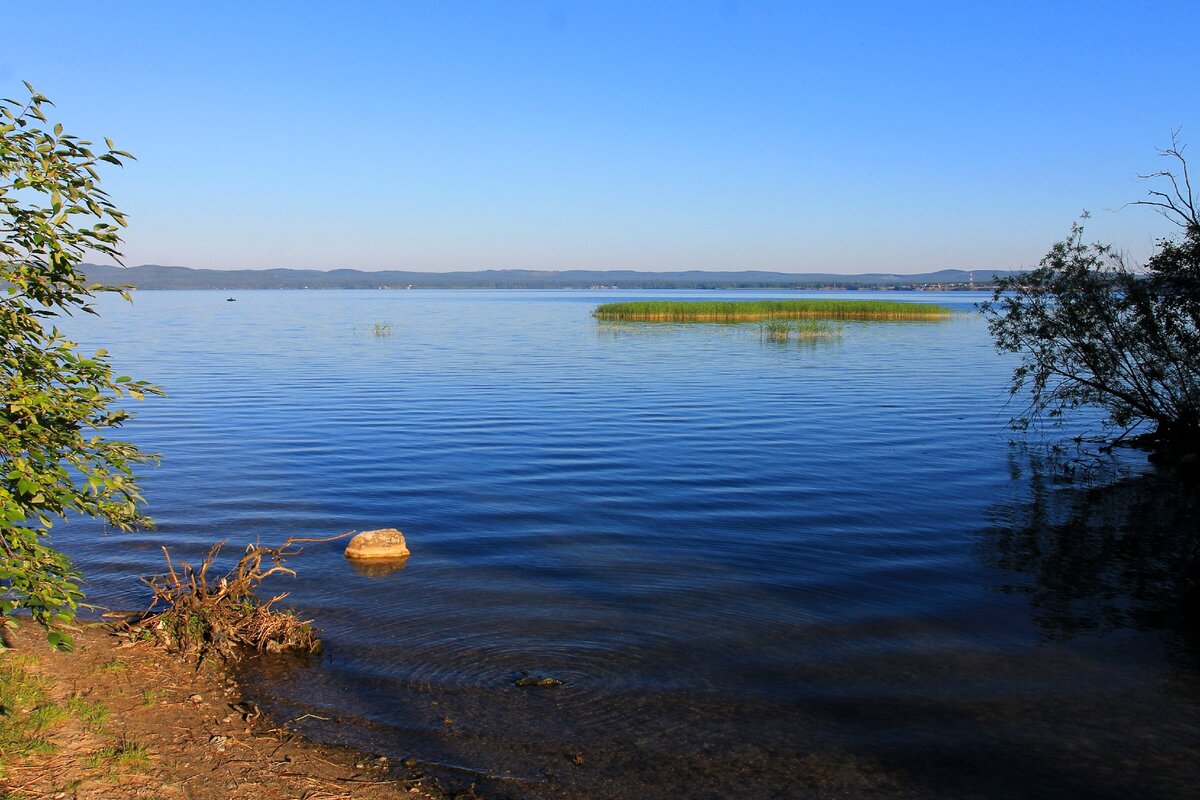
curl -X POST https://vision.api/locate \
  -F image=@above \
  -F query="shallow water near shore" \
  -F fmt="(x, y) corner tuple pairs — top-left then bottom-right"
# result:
(54, 289), (1200, 799)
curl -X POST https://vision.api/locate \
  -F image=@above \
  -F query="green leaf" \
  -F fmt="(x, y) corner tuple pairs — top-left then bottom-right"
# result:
(47, 631), (75, 652)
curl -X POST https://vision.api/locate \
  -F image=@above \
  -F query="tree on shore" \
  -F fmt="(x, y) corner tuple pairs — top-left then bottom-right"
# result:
(982, 136), (1200, 459)
(1, 84), (160, 649)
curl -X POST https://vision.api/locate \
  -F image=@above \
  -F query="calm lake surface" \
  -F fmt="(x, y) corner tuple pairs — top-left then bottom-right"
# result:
(55, 290), (1200, 799)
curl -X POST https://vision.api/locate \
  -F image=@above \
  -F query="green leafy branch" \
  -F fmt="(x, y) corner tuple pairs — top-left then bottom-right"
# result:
(1, 84), (161, 649)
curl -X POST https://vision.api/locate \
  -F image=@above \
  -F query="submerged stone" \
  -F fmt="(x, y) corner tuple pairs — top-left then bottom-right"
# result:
(344, 528), (410, 560)
(515, 674), (564, 687)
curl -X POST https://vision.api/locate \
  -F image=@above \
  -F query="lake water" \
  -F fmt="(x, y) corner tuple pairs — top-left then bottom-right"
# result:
(53, 290), (1200, 799)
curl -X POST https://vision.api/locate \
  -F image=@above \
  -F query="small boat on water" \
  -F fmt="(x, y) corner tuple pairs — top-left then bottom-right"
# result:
(226, 297), (237, 302)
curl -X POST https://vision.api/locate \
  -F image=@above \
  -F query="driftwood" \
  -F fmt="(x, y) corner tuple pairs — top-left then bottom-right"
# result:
(121, 533), (352, 661)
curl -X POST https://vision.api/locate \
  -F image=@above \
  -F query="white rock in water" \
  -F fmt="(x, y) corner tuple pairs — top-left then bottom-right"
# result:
(344, 528), (410, 560)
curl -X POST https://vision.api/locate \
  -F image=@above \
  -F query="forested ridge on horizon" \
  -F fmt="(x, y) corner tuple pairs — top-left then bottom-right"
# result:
(81, 263), (1015, 290)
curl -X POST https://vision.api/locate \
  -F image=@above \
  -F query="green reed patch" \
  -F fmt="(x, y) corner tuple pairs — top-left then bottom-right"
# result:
(760, 319), (841, 341)
(593, 299), (953, 322)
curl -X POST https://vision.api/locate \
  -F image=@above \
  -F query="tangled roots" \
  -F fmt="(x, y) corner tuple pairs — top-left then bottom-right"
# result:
(122, 533), (350, 661)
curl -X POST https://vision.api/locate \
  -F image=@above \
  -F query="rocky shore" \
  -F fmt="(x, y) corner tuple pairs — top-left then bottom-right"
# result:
(0, 623), (473, 800)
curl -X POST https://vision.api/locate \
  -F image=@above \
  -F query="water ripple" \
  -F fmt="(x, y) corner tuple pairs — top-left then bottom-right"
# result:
(48, 290), (1200, 800)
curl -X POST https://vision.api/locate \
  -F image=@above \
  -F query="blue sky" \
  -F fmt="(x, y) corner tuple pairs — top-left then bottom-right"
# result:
(4, 1), (1198, 273)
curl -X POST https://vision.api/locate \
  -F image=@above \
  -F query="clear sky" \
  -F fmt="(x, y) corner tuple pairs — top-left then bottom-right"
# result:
(3, 1), (1198, 273)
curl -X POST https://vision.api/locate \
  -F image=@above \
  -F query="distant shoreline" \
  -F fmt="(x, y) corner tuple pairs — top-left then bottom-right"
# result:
(84, 263), (1012, 292)
(124, 285), (997, 291)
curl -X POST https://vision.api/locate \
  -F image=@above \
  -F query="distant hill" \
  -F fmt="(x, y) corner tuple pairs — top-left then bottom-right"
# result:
(81, 264), (1018, 290)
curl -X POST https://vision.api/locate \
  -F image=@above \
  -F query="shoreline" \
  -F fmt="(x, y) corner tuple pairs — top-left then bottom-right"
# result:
(0, 622), (472, 800)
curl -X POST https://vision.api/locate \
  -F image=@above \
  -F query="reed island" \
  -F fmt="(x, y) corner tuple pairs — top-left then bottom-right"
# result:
(592, 299), (954, 322)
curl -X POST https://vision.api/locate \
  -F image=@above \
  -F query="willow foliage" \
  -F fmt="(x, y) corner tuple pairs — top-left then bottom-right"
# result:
(1, 85), (160, 649)
(982, 142), (1200, 457)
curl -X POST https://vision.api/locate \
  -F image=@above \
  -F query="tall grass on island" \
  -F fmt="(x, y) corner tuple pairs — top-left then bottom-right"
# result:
(593, 299), (953, 322)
